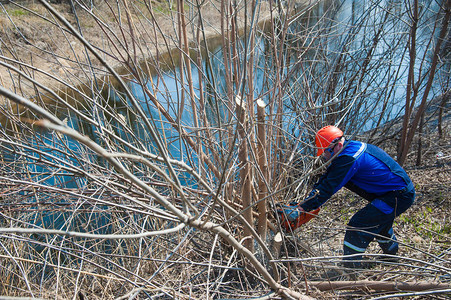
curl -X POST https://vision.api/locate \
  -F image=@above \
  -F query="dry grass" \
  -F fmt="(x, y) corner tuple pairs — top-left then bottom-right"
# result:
(0, 1), (449, 299)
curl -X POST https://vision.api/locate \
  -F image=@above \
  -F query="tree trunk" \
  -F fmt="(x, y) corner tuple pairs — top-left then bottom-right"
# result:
(397, 0), (418, 162)
(306, 280), (451, 292)
(438, 91), (450, 139)
(236, 96), (254, 252)
(416, 112), (424, 166)
(256, 99), (268, 239)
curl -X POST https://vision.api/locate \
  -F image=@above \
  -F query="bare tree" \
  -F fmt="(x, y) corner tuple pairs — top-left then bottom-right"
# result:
(397, 0), (450, 166)
(0, 0), (449, 299)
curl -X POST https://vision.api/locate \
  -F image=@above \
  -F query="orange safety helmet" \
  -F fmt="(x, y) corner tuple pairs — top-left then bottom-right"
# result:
(315, 125), (343, 156)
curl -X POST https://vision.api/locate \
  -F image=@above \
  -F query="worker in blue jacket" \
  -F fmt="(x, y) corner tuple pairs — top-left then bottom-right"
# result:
(283, 125), (415, 268)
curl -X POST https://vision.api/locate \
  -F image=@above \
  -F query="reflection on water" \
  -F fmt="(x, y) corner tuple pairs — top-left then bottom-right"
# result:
(3, 0), (444, 189)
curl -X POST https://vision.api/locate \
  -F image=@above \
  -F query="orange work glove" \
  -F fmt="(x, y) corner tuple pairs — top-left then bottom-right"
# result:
(277, 204), (320, 231)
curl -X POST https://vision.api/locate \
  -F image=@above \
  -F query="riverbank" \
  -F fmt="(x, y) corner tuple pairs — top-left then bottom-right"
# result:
(0, 0), (286, 105)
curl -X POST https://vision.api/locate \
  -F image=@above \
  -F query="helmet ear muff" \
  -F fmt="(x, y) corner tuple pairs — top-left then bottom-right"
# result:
(315, 125), (344, 156)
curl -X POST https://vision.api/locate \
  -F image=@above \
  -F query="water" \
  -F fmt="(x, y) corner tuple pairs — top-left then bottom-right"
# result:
(3, 0), (445, 192)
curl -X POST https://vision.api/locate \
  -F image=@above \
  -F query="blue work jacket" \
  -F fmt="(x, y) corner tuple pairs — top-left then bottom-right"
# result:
(300, 140), (413, 212)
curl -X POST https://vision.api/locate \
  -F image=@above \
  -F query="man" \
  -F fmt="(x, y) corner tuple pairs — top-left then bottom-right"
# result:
(282, 125), (415, 268)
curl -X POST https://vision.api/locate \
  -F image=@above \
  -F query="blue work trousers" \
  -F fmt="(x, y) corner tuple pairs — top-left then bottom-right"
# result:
(343, 184), (415, 266)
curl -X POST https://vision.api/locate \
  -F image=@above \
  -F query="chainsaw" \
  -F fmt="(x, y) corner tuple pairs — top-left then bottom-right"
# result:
(276, 203), (320, 231)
